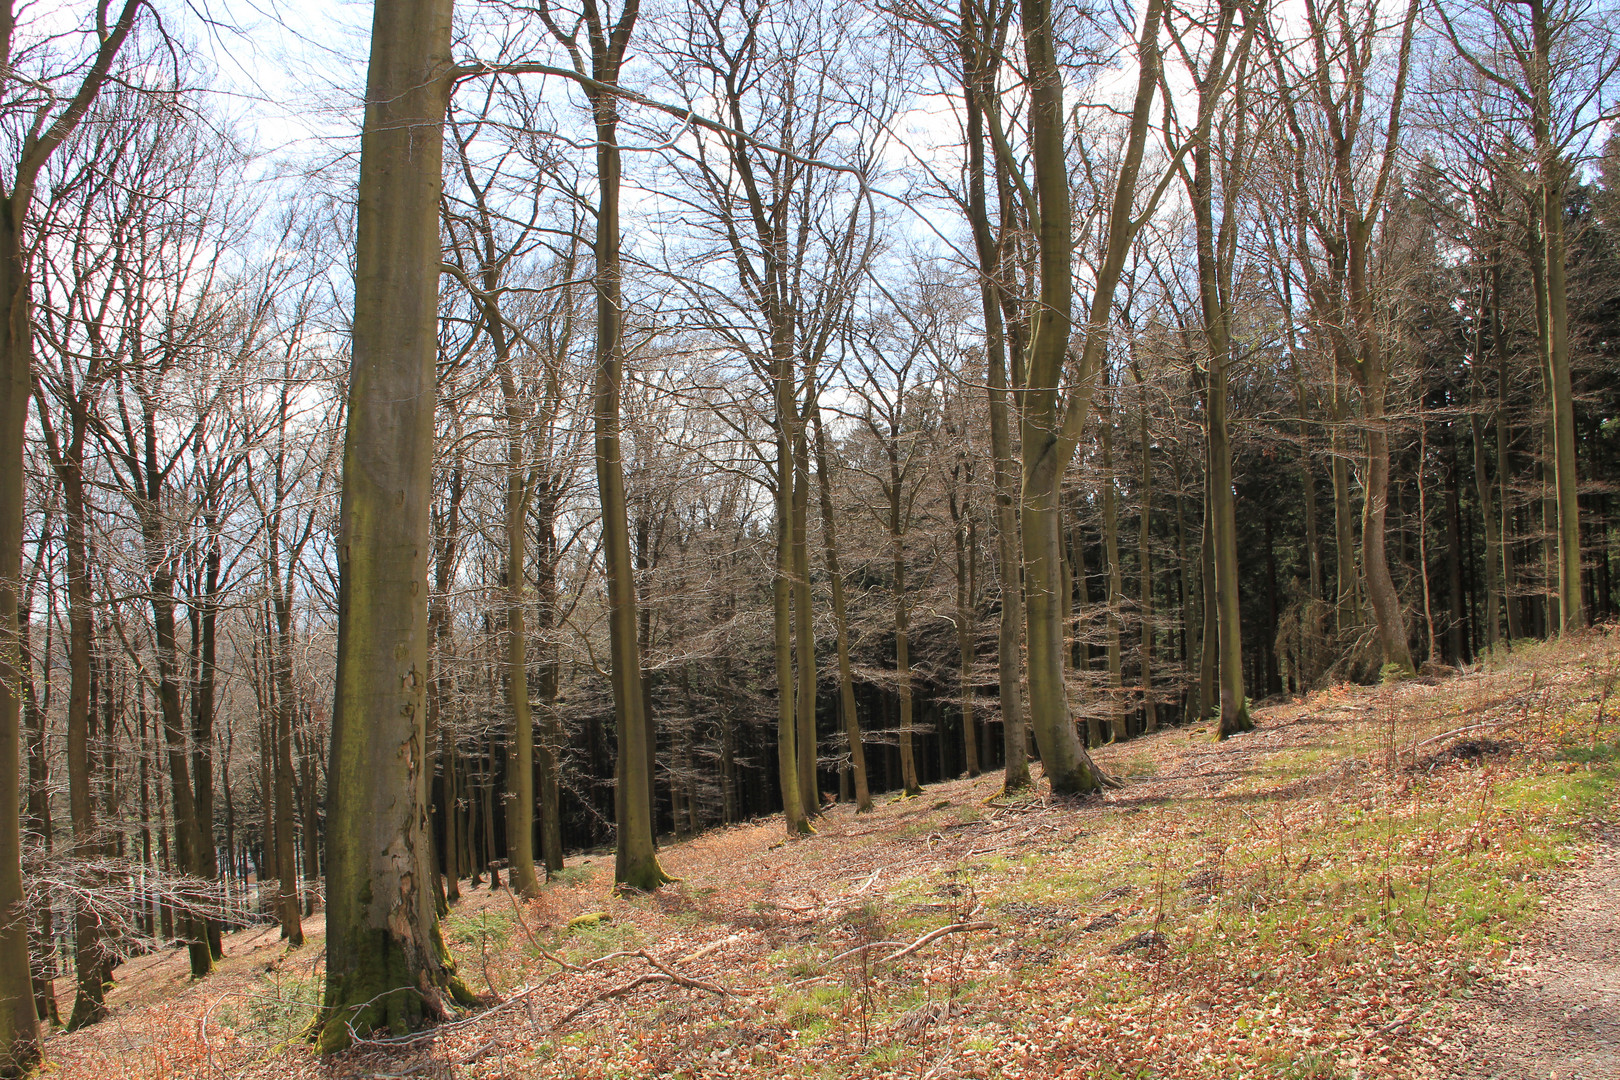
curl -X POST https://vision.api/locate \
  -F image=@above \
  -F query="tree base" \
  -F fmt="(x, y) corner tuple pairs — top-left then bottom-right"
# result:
(312, 926), (476, 1055)
(615, 853), (675, 893)
(65, 992), (105, 1032)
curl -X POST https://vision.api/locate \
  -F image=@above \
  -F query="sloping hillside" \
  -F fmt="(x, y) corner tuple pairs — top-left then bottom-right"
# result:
(47, 630), (1620, 1079)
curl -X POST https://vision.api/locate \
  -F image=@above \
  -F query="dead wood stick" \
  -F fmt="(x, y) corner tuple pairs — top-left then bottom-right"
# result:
(635, 948), (731, 995)
(878, 921), (993, 964)
(1411, 719), (1516, 751)
(548, 959), (728, 1033)
(678, 933), (741, 965)
(550, 973), (673, 1030)
(805, 920), (995, 981)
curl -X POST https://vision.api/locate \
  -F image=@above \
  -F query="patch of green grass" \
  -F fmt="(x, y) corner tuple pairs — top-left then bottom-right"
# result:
(554, 915), (644, 964)
(1556, 741), (1620, 764)
(778, 985), (849, 1033)
(442, 905), (517, 955)
(861, 1041), (903, 1067)
(1115, 754), (1159, 779)
(547, 865), (594, 887)
(211, 958), (322, 1050)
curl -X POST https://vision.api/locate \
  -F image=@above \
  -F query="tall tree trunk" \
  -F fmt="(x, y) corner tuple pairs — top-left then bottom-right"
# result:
(53, 455), (104, 1027)
(534, 486), (565, 873)
(271, 585), (304, 946)
(149, 558), (212, 978)
(1529, 0), (1584, 632)
(315, 0), (474, 1051)
(810, 405), (870, 810)
(1445, 438), (1467, 662)
(1330, 377), (1359, 638)
(1017, 0), (1161, 792)
(298, 718), (319, 916)
(1136, 404), (1157, 732)
(892, 484), (921, 796)
(1101, 420), (1125, 740)
(441, 730), (461, 902)
(20, 610), (54, 1025)
(959, 8), (1029, 792)
(562, 2), (675, 884)
(771, 351), (807, 832)
(955, 506), (982, 774)
(499, 370), (540, 897)
(0, 4), (138, 1065)
(791, 427), (818, 817)
(1200, 486), (1218, 723)
(191, 529), (223, 961)
(1417, 401), (1440, 663)
(1492, 262), (1522, 641)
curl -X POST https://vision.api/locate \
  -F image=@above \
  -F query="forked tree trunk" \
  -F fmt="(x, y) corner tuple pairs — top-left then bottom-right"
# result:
(315, 1), (474, 1051)
(1017, 0), (1162, 793)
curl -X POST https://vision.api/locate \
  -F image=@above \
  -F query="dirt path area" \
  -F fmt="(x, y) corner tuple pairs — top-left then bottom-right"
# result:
(1441, 831), (1620, 1080)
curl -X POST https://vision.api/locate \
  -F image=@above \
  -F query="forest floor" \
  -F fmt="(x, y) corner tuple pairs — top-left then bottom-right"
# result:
(43, 627), (1620, 1080)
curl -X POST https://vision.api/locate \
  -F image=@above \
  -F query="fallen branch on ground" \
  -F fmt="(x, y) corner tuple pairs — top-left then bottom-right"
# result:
(794, 920), (995, 985)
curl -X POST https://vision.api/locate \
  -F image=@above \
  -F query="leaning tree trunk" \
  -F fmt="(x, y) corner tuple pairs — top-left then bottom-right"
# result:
(315, 0), (475, 1052)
